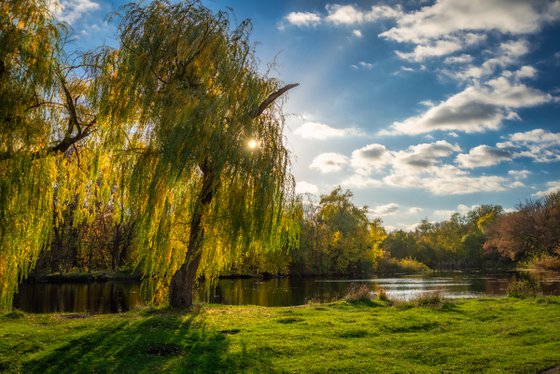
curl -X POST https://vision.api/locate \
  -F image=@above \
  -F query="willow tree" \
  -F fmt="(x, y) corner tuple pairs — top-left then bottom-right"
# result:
(95, 1), (298, 307)
(0, 0), (103, 310)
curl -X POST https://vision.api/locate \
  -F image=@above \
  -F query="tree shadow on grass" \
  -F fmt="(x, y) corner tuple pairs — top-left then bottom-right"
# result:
(24, 311), (274, 373)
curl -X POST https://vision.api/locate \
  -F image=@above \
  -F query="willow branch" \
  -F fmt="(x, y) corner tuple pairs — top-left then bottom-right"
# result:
(252, 83), (299, 118)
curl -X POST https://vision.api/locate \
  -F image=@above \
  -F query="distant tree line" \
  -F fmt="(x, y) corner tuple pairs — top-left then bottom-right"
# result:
(32, 187), (560, 279)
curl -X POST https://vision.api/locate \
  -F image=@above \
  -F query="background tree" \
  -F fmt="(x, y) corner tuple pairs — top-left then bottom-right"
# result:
(293, 188), (372, 275)
(484, 193), (560, 263)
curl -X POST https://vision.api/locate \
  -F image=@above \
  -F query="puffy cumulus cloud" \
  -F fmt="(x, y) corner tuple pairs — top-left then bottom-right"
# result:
(497, 129), (560, 163)
(284, 11), (321, 27)
(352, 29), (363, 38)
(534, 181), (560, 197)
(295, 181), (319, 195)
(294, 122), (363, 140)
(380, 0), (560, 44)
(350, 143), (393, 174)
(369, 203), (400, 216)
(310, 153), (349, 173)
(515, 66), (538, 79)
(456, 145), (511, 168)
(325, 4), (402, 25)
(381, 74), (553, 136)
(392, 140), (461, 171)
(508, 128), (560, 144)
(52, 0), (100, 24)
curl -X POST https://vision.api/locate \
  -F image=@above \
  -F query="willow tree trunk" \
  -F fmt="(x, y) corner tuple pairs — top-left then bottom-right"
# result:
(169, 166), (214, 308)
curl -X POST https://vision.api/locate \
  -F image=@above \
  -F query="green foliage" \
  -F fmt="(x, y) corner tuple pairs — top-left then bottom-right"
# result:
(293, 188), (372, 275)
(374, 256), (431, 274)
(506, 279), (542, 298)
(1, 0), (298, 310)
(382, 205), (504, 270)
(0, 0), (62, 311)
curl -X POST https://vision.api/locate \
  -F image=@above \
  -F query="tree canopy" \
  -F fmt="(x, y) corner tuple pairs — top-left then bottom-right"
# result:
(0, 0), (298, 310)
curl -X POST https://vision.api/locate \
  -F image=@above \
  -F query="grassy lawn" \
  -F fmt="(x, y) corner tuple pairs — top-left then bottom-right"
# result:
(1, 297), (560, 373)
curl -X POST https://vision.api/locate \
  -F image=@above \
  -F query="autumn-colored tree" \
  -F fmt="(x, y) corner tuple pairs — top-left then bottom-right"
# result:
(293, 188), (372, 274)
(484, 193), (560, 261)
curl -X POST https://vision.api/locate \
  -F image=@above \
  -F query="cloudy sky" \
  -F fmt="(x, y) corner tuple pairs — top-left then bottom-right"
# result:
(56, 0), (560, 230)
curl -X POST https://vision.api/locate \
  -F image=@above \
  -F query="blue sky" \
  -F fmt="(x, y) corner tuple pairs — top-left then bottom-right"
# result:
(55, 0), (560, 230)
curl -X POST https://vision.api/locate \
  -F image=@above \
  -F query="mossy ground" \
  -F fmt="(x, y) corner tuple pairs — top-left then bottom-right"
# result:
(1, 297), (560, 373)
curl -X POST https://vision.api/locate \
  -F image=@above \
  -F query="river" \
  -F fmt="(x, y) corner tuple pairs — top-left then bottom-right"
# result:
(13, 271), (560, 313)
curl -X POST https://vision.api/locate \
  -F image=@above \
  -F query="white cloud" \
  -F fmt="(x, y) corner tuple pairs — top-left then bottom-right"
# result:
(384, 170), (509, 195)
(325, 4), (402, 25)
(310, 153), (349, 173)
(341, 174), (382, 189)
(434, 204), (478, 219)
(425, 175), (509, 195)
(509, 128), (560, 144)
(53, 0), (99, 24)
(352, 29), (363, 38)
(285, 11), (321, 27)
(350, 143), (393, 175)
(351, 61), (374, 70)
(369, 203), (400, 216)
(444, 54), (474, 64)
(508, 170), (531, 179)
(392, 140), (461, 171)
(380, 0), (560, 44)
(515, 66), (538, 79)
(382, 74), (553, 136)
(295, 181), (319, 195)
(497, 129), (560, 163)
(456, 145), (511, 168)
(534, 181), (560, 197)
(408, 207), (423, 214)
(294, 122), (363, 140)
(396, 34), (485, 62)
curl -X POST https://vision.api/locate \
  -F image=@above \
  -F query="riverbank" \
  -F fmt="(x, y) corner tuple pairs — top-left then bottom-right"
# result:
(2, 297), (560, 373)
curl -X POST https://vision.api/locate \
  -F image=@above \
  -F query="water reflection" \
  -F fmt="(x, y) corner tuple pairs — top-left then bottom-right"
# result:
(13, 281), (141, 313)
(12, 271), (560, 313)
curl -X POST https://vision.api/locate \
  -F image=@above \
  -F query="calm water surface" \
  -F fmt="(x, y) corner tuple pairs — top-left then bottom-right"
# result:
(13, 272), (560, 313)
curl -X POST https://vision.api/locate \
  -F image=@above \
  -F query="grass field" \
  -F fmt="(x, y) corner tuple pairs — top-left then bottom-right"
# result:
(1, 297), (560, 373)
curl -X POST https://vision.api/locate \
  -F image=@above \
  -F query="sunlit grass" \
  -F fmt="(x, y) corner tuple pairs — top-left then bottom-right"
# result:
(1, 297), (560, 373)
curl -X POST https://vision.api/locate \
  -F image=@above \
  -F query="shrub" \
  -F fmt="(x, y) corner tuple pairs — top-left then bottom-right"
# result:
(375, 256), (431, 274)
(413, 291), (444, 307)
(376, 287), (390, 302)
(506, 279), (541, 298)
(343, 283), (373, 302)
(526, 254), (560, 272)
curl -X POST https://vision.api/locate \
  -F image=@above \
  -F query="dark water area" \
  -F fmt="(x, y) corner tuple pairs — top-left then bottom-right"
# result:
(13, 271), (560, 314)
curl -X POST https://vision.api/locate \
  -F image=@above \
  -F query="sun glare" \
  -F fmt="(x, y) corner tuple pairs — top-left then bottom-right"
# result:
(247, 139), (258, 150)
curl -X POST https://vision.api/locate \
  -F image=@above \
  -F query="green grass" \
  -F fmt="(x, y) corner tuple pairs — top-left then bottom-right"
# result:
(1, 297), (560, 373)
